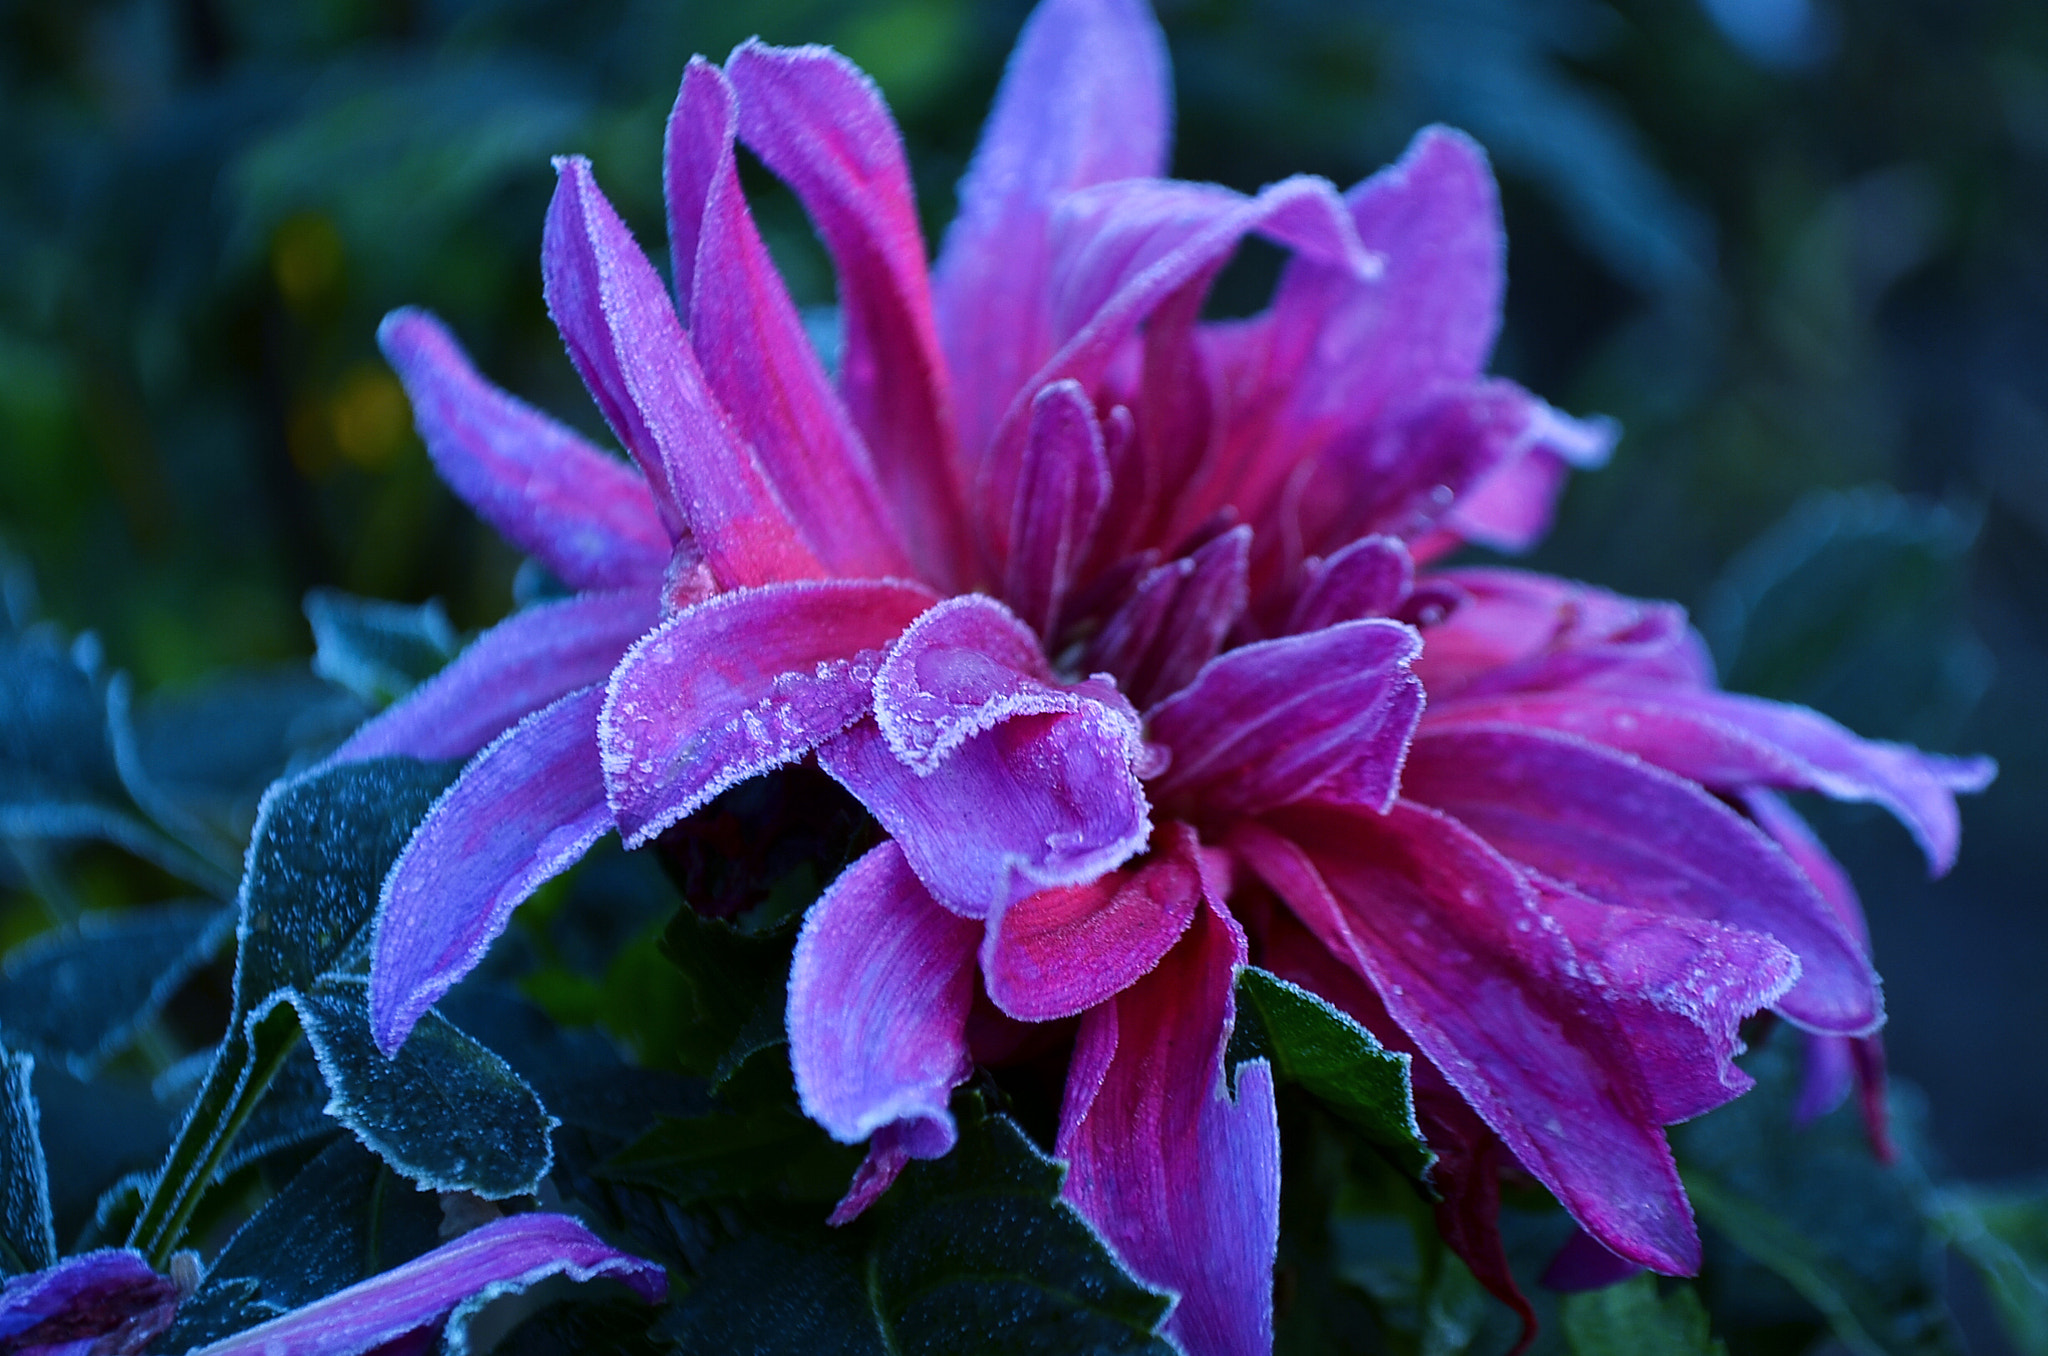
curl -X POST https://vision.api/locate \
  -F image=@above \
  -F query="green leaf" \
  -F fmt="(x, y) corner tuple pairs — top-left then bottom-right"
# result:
(599, 1101), (861, 1207)
(664, 1096), (1175, 1355)
(1930, 1184), (2048, 1355)
(1673, 1039), (1963, 1356)
(304, 587), (460, 705)
(0, 902), (232, 1075)
(283, 974), (556, 1198)
(658, 904), (793, 1084)
(1563, 1275), (1727, 1355)
(1229, 967), (1435, 1182)
(0, 1045), (56, 1274)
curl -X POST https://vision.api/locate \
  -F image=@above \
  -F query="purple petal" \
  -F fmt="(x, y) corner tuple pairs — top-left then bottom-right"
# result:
(873, 592), (1121, 773)
(1442, 403), (1617, 554)
(600, 579), (937, 848)
(789, 842), (979, 1185)
(980, 820), (1209, 1021)
(818, 711), (1151, 920)
(1058, 897), (1279, 1356)
(371, 687), (613, 1055)
(377, 310), (671, 590)
(1232, 804), (1700, 1275)
(1541, 1228), (1646, 1293)
(1400, 723), (1881, 1036)
(192, 1214), (664, 1356)
(1146, 619), (1424, 820)
(1284, 535), (1414, 633)
(1084, 526), (1252, 711)
(724, 41), (971, 589)
(332, 589), (657, 765)
(1002, 381), (1110, 638)
(933, 0), (1170, 461)
(0, 1250), (177, 1355)
(543, 155), (822, 588)
(665, 61), (911, 580)
(828, 1120), (924, 1227)
(1430, 688), (1995, 875)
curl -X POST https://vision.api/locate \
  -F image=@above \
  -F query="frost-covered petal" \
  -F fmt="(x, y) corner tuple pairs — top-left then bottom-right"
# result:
(0, 1250), (177, 1355)
(665, 60), (910, 580)
(191, 1214), (663, 1356)
(819, 712), (1151, 920)
(1284, 535), (1414, 634)
(1440, 403), (1616, 553)
(1084, 526), (1251, 711)
(1400, 724), (1881, 1036)
(1233, 803), (1700, 1275)
(980, 820), (1208, 1021)
(543, 155), (822, 587)
(1003, 381), (1110, 638)
(601, 579), (937, 847)
(1146, 619), (1423, 819)
(1058, 897), (1278, 1356)
(370, 687), (613, 1055)
(789, 842), (979, 1171)
(724, 41), (970, 588)
(933, 0), (1170, 461)
(378, 310), (671, 590)
(332, 589), (658, 765)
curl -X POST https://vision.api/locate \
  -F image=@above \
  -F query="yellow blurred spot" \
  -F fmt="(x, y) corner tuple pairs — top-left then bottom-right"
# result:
(330, 364), (412, 470)
(271, 213), (345, 312)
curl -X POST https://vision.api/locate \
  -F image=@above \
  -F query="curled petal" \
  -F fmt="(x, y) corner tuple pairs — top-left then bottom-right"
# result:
(819, 712), (1151, 920)
(1401, 724), (1880, 1036)
(191, 1214), (664, 1356)
(333, 589), (657, 766)
(371, 687), (613, 1055)
(601, 579), (937, 847)
(1146, 619), (1423, 819)
(1058, 898), (1278, 1356)
(1285, 535), (1414, 634)
(1003, 381), (1111, 638)
(789, 842), (979, 1169)
(1441, 404), (1616, 554)
(544, 155), (822, 587)
(981, 820), (1209, 1021)
(378, 310), (670, 590)
(1084, 526), (1251, 711)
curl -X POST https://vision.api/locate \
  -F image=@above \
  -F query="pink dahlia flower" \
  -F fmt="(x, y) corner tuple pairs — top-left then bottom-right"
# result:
(359, 0), (1991, 1351)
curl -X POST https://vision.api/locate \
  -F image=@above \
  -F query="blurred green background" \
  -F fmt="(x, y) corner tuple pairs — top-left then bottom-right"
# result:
(1, 0), (2041, 1193)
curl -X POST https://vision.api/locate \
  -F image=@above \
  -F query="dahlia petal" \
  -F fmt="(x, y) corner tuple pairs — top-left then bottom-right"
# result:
(873, 593), (1113, 773)
(665, 61), (911, 579)
(0, 1250), (177, 1355)
(1442, 403), (1616, 554)
(1400, 724), (1881, 1036)
(933, 0), (1170, 460)
(788, 842), (979, 1170)
(1146, 619), (1423, 819)
(543, 156), (822, 587)
(371, 686), (613, 1055)
(1058, 898), (1279, 1356)
(1285, 535), (1414, 633)
(1085, 525), (1252, 710)
(1430, 688), (1995, 875)
(1003, 381), (1110, 638)
(1233, 804), (1699, 1274)
(724, 41), (969, 588)
(600, 579), (937, 847)
(190, 1214), (664, 1356)
(1542, 1228), (1646, 1293)
(981, 820), (1208, 1021)
(377, 310), (670, 590)
(818, 713), (1151, 920)
(333, 588), (658, 765)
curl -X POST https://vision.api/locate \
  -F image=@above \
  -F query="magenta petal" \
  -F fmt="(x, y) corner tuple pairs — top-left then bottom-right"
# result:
(543, 155), (822, 588)
(1285, 535), (1414, 633)
(1146, 619), (1424, 819)
(1233, 804), (1700, 1275)
(819, 712), (1151, 920)
(665, 61), (911, 580)
(0, 1250), (177, 1355)
(1442, 402), (1616, 554)
(1401, 724), (1881, 1036)
(192, 1214), (663, 1356)
(981, 820), (1208, 1021)
(789, 842), (979, 1158)
(933, 0), (1170, 461)
(333, 588), (658, 765)
(723, 41), (969, 589)
(1085, 526), (1252, 710)
(1541, 1228), (1646, 1293)
(377, 310), (671, 590)
(1003, 381), (1111, 638)
(1058, 898), (1279, 1356)
(371, 687), (612, 1055)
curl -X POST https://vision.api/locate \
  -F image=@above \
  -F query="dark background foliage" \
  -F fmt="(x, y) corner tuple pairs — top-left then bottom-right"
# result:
(0, 0), (2040, 1237)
